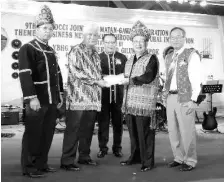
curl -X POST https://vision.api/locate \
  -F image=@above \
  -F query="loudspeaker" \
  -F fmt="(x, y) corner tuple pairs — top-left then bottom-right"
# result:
(12, 62), (19, 70)
(11, 39), (22, 49)
(12, 72), (19, 79)
(12, 51), (19, 60)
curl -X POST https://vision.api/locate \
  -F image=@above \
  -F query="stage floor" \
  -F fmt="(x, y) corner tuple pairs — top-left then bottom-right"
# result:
(1, 120), (224, 182)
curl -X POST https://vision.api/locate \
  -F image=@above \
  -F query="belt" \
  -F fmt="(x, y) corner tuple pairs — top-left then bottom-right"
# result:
(169, 90), (178, 94)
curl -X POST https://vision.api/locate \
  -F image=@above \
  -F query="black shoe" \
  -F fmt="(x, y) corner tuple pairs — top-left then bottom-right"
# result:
(120, 160), (132, 166)
(113, 151), (123, 158)
(140, 165), (154, 172)
(40, 166), (57, 173)
(78, 159), (98, 166)
(97, 151), (108, 158)
(168, 161), (182, 168)
(60, 164), (80, 171)
(179, 163), (194, 171)
(23, 170), (45, 178)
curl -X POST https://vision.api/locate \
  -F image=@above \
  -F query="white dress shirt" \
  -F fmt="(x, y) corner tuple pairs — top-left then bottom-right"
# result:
(170, 46), (201, 102)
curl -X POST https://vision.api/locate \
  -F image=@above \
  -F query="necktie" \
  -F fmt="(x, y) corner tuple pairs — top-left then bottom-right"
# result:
(173, 52), (178, 62)
(168, 52), (178, 74)
(166, 52), (178, 89)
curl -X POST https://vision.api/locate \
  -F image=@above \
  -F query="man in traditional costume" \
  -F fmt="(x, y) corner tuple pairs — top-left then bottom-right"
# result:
(163, 27), (201, 171)
(97, 33), (127, 158)
(119, 21), (159, 172)
(60, 24), (107, 171)
(19, 5), (63, 178)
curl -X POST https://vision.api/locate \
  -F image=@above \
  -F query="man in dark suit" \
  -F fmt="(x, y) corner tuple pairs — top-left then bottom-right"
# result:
(97, 33), (127, 158)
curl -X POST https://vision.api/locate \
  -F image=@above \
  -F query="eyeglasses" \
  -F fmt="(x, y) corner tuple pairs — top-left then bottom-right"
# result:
(40, 26), (54, 32)
(133, 40), (145, 44)
(170, 36), (184, 41)
(104, 41), (116, 44)
(87, 33), (99, 38)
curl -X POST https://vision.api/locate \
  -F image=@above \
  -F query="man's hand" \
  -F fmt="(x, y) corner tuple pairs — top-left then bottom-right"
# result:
(30, 97), (41, 111)
(119, 78), (129, 85)
(57, 93), (64, 109)
(161, 90), (168, 105)
(182, 101), (197, 115)
(95, 80), (109, 87)
(162, 99), (167, 107)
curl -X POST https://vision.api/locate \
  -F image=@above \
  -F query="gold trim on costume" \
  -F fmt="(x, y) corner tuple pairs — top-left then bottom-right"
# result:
(19, 69), (32, 75)
(35, 41), (52, 104)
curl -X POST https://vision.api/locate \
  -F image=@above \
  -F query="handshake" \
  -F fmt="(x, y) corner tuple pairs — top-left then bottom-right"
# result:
(95, 74), (129, 88)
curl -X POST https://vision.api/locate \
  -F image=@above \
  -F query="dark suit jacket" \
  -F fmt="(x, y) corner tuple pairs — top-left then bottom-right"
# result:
(18, 39), (63, 105)
(99, 51), (127, 106)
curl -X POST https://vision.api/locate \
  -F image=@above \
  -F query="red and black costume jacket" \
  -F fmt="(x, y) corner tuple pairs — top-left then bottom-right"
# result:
(18, 38), (64, 105)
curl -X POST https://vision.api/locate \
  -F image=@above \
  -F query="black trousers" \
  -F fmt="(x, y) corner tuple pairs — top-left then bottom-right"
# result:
(98, 100), (123, 152)
(125, 114), (155, 167)
(21, 104), (57, 173)
(61, 110), (97, 165)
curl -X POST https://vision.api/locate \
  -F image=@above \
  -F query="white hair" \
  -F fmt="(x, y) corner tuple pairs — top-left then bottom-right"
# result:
(83, 23), (99, 35)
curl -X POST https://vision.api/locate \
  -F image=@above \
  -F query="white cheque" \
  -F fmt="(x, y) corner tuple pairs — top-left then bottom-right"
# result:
(103, 74), (125, 87)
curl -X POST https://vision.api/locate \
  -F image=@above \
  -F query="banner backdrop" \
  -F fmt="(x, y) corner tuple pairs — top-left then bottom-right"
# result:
(1, 4), (224, 107)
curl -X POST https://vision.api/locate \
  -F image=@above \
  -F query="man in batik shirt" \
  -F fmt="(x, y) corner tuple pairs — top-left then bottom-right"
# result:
(60, 24), (107, 171)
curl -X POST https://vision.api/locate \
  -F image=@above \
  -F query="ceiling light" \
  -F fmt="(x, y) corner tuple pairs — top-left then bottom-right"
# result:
(189, 0), (196, 5)
(166, 0), (172, 3)
(155, 0), (160, 2)
(131, 15), (142, 22)
(200, 0), (207, 6)
(178, 0), (184, 4)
